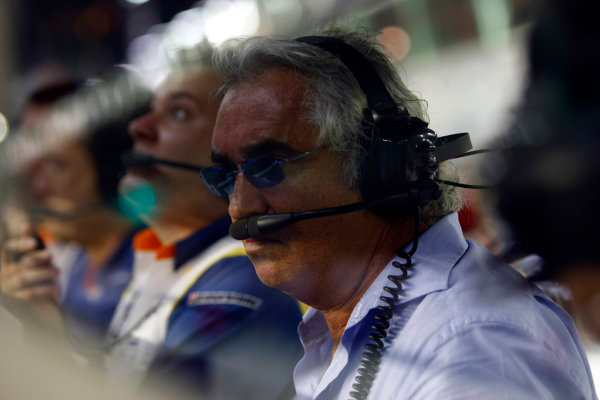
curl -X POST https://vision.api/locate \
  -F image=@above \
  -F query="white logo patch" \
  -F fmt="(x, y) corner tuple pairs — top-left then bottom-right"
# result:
(187, 291), (263, 310)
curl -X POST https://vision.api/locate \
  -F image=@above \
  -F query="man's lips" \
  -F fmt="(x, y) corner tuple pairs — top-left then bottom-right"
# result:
(243, 235), (281, 244)
(242, 235), (282, 251)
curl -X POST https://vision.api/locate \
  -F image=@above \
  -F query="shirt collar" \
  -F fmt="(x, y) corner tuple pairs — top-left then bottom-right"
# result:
(347, 212), (467, 328)
(132, 216), (231, 270)
(300, 212), (468, 337)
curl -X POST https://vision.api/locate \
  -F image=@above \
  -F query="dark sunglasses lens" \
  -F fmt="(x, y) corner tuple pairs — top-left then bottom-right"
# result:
(243, 156), (284, 188)
(200, 167), (235, 197)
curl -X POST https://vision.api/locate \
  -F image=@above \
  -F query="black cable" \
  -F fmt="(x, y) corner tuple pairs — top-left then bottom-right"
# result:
(31, 202), (106, 220)
(349, 207), (419, 400)
(436, 148), (497, 189)
(435, 178), (493, 190)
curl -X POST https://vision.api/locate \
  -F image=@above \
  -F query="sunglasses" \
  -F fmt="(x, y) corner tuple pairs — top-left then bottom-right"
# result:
(201, 145), (328, 197)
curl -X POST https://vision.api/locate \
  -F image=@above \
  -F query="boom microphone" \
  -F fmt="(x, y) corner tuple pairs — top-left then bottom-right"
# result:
(229, 189), (436, 240)
(31, 202), (105, 220)
(122, 152), (204, 172)
(229, 170), (490, 240)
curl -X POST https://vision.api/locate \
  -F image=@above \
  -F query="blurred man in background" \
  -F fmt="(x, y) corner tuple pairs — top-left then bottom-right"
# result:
(205, 26), (596, 399)
(1, 80), (144, 345)
(105, 44), (303, 400)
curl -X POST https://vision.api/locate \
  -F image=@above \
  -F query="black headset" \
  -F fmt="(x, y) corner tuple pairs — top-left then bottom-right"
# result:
(228, 36), (482, 240)
(294, 35), (477, 400)
(296, 36), (472, 212)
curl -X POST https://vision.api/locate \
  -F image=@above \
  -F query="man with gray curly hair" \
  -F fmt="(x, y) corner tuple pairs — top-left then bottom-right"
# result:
(202, 27), (596, 400)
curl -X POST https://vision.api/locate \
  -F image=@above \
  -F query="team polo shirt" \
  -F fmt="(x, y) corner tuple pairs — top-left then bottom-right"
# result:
(104, 217), (303, 400)
(61, 228), (139, 345)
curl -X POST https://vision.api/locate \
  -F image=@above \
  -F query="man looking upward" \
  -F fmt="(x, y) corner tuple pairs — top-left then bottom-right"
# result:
(106, 44), (303, 400)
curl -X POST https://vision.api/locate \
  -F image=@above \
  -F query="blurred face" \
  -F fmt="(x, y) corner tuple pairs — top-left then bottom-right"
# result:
(211, 70), (382, 303)
(27, 140), (102, 240)
(122, 67), (224, 219)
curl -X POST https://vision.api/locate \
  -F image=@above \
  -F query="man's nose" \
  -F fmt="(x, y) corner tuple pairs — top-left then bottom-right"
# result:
(128, 112), (158, 143)
(29, 166), (52, 200)
(228, 173), (269, 222)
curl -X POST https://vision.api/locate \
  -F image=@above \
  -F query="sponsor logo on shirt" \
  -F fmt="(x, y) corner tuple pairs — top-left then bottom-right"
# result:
(187, 291), (263, 309)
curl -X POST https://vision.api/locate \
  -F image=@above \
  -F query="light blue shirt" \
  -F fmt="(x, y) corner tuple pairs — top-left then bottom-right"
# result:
(294, 213), (596, 400)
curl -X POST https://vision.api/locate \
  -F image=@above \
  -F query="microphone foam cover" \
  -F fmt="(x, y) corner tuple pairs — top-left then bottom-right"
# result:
(229, 213), (295, 240)
(230, 219), (251, 240)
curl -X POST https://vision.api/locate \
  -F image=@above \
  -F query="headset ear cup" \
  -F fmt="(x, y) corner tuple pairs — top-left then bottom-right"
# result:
(358, 109), (378, 197)
(360, 111), (413, 200)
(359, 111), (442, 215)
(359, 111), (410, 211)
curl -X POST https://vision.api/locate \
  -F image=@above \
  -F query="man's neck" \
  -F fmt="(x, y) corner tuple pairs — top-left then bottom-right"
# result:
(320, 216), (424, 356)
(322, 246), (397, 356)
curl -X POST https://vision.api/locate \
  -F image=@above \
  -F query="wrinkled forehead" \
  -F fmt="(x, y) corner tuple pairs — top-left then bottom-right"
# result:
(212, 70), (318, 162)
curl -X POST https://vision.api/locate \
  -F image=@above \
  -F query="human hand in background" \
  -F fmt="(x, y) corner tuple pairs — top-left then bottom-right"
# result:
(1, 225), (60, 303)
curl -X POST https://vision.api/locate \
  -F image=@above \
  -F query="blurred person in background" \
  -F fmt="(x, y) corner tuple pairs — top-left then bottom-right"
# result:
(0, 80), (144, 346)
(458, 178), (572, 313)
(205, 25), (596, 399)
(104, 43), (303, 400)
(496, 0), (600, 342)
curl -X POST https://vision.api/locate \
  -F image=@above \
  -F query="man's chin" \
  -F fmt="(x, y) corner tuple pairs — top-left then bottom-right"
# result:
(253, 265), (286, 289)
(122, 166), (157, 181)
(118, 174), (160, 219)
(247, 254), (294, 294)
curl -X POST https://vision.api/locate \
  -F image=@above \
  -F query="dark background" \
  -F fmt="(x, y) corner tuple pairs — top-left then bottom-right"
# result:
(0, 0), (541, 118)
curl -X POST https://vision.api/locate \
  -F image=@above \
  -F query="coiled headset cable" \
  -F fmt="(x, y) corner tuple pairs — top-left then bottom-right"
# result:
(349, 206), (420, 400)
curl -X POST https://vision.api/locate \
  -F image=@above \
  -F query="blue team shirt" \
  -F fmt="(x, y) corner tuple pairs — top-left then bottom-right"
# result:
(61, 228), (138, 344)
(111, 217), (304, 400)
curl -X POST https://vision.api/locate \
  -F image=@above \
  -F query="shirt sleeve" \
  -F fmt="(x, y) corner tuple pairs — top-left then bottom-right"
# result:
(405, 321), (594, 400)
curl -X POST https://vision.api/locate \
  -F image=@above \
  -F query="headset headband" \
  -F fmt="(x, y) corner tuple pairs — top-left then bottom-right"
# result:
(296, 35), (473, 162)
(296, 36), (400, 115)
